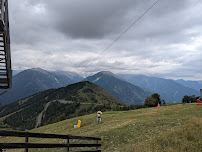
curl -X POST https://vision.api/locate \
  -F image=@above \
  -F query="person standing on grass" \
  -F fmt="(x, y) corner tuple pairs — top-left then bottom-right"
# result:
(97, 111), (102, 123)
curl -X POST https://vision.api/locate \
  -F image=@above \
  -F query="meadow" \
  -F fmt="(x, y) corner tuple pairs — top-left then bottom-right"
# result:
(0, 104), (201, 152)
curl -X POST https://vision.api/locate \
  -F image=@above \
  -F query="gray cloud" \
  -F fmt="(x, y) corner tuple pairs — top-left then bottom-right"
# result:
(8, 0), (202, 80)
(45, 0), (140, 38)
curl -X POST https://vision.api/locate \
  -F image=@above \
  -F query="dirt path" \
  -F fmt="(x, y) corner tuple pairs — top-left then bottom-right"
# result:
(35, 102), (52, 128)
(35, 100), (74, 128)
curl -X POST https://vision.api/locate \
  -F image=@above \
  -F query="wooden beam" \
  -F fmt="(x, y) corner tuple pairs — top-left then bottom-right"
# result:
(0, 143), (101, 149)
(0, 130), (101, 140)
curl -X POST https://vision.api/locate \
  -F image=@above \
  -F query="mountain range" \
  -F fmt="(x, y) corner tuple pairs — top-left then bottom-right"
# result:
(175, 79), (202, 92)
(85, 71), (152, 105)
(118, 74), (200, 103)
(0, 68), (200, 106)
(0, 68), (83, 105)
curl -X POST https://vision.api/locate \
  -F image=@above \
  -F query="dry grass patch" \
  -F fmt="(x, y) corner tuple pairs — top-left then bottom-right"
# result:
(127, 117), (202, 152)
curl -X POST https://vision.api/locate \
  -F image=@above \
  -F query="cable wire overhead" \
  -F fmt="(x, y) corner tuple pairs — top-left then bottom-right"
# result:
(83, 0), (161, 71)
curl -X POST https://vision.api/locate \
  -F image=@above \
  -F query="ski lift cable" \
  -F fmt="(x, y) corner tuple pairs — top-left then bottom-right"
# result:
(82, 0), (161, 71)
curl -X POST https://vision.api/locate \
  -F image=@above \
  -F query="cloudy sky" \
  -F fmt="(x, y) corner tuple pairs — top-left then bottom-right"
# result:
(9, 0), (202, 80)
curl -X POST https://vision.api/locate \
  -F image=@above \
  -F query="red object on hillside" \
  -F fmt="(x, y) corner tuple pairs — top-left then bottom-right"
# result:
(157, 103), (160, 120)
(197, 99), (201, 105)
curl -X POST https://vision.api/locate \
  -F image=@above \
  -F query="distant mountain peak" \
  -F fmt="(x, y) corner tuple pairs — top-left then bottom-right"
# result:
(31, 67), (46, 71)
(100, 71), (114, 75)
(85, 71), (151, 105)
(0, 68), (83, 105)
(29, 68), (49, 74)
(98, 71), (121, 79)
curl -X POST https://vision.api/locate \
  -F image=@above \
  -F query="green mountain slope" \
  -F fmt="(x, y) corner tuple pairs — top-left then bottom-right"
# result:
(0, 81), (124, 130)
(1, 104), (201, 152)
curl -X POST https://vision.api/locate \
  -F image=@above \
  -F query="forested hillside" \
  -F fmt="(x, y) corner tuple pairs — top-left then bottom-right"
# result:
(0, 81), (124, 130)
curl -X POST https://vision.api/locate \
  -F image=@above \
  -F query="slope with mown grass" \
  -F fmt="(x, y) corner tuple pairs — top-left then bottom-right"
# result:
(0, 104), (202, 152)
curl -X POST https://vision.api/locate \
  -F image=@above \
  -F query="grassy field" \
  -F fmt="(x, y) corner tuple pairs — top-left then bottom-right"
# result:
(0, 104), (202, 152)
